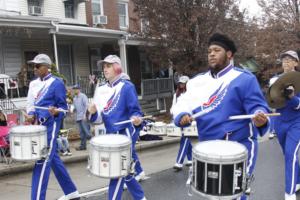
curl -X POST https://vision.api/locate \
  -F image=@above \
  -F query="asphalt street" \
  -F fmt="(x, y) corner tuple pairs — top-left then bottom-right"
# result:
(85, 139), (299, 200)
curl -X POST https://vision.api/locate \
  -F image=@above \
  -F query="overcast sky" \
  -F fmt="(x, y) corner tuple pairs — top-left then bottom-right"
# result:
(239, 0), (262, 17)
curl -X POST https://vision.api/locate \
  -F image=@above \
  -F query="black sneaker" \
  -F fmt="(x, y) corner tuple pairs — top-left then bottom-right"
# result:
(75, 146), (86, 151)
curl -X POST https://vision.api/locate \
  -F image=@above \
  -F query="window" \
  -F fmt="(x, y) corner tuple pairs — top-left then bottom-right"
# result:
(64, 0), (75, 18)
(92, 0), (103, 15)
(141, 18), (149, 34)
(117, 2), (128, 29)
(28, 0), (41, 6)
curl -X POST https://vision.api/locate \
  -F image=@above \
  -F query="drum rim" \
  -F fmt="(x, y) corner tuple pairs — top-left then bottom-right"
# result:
(10, 125), (47, 133)
(90, 143), (131, 151)
(192, 151), (248, 163)
(190, 185), (244, 200)
(88, 169), (130, 178)
(9, 131), (47, 136)
(90, 134), (132, 147)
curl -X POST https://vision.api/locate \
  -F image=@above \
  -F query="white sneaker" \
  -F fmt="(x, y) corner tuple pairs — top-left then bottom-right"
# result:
(173, 163), (183, 171)
(296, 184), (300, 192)
(285, 193), (296, 200)
(62, 151), (68, 156)
(135, 171), (146, 182)
(185, 160), (192, 166)
(269, 133), (275, 139)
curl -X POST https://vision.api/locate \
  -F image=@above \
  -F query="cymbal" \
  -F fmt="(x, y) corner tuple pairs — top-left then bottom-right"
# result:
(266, 71), (300, 109)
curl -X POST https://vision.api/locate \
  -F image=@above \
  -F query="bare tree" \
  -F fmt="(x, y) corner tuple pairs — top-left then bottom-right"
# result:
(132, 0), (255, 76)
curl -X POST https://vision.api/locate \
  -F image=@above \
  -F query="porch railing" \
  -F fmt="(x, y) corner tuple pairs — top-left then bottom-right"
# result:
(76, 76), (97, 98)
(141, 78), (173, 100)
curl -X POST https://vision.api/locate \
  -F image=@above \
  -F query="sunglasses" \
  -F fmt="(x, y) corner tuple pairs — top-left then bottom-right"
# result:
(34, 64), (43, 69)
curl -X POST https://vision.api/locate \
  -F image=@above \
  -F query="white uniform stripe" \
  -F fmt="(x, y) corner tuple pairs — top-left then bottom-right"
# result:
(178, 137), (188, 164)
(247, 123), (255, 174)
(290, 141), (300, 194)
(295, 98), (300, 110)
(112, 178), (122, 200)
(36, 122), (56, 200)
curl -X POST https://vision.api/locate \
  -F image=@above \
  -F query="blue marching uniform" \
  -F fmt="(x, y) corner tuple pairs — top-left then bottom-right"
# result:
(132, 124), (144, 177)
(273, 91), (300, 195)
(171, 94), (192, 167)
(90, 77), (146, 200)
(172, 65), (270, 200)
(175, 133), (192, 165)
(27, 74), (79, 200)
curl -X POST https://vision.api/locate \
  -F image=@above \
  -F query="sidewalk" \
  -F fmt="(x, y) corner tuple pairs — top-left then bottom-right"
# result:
(0, 135), (180, 176)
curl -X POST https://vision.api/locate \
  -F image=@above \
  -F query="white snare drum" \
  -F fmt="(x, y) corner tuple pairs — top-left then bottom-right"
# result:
(189, 140), (248, 199)
(166, 123), (181, 137)
(88, 134), (132, 178)
(183, 121), (198, 137)
(10, 125), (47, 161)
(151, 122), (167, 136)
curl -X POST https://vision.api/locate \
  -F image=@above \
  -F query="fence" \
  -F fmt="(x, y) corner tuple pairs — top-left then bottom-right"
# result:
(141, 78), (173, 100)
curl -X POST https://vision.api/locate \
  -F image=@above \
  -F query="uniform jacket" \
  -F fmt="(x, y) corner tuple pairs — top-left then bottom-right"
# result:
(172, 65), (270, 140)
(90, 77), (142, 133)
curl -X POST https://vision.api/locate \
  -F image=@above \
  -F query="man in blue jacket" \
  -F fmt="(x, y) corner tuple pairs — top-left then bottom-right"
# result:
(172, 33), (270, 200)
(26, 54), (80, 200)
(270, 50), (300, 200)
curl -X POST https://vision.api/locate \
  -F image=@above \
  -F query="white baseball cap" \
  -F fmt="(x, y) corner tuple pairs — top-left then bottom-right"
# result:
(27, 54), (52, 66)
(178, 76), (189, 83)
(280, 50), (299, 62)
(97, 55), (122, 67)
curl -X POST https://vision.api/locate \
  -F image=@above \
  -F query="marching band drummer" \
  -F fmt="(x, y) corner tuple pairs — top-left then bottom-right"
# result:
(170, 75), (193, 171)
(88, 55), (147, 200)
(25, 54), (80, 200)
(172, 33), (270, 200)
(270, 51), (300, 200)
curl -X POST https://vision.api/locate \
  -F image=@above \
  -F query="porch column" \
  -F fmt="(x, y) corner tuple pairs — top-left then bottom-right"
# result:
(118, 38), (128, 74)
(52, 33), (59, 72)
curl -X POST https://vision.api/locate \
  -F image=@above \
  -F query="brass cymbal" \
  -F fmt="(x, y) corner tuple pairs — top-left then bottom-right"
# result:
(266, 71), (300, 109)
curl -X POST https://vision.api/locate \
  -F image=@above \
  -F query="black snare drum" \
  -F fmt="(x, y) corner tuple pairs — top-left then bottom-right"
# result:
(189, 140), (248, 199)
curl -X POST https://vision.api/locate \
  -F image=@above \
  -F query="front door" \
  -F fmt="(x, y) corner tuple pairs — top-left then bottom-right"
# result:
(58, 44), (74, 85)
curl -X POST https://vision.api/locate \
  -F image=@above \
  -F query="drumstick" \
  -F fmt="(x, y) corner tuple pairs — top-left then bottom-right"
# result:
(191, 107), (213, 120)
(114, 115), (153, 125)
(34, 106), (69, 113)
(229, 113), (281, 120)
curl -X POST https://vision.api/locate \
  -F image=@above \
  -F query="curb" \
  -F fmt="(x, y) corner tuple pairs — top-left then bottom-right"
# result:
(0, 137), (180, 176)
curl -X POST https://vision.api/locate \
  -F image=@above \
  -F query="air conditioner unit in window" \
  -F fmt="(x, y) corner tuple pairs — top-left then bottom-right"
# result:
(29, 6), (42, 16)
(93, 15), (108, 25)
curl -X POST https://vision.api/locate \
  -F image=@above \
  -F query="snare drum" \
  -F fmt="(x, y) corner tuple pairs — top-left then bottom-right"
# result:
(166, 123), (181, 137)
(10, 125), (47, 161)
(183, 121), (198, 137)
(88, 134), (131, 178)
(190, 140), (248, 199)
(151, 122), (167, 136)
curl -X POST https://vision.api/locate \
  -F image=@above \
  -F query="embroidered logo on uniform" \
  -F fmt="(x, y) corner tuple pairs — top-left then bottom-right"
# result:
(103, 91), (121, 114)
(197, 84), (228, 114)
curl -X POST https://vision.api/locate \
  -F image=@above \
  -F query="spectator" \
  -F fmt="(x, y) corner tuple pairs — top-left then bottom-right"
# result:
(57, 129), (72, 156)
(72, 84), (91, 151)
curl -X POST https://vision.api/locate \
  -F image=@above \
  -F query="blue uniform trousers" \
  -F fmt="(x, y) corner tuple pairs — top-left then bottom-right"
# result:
(108, 128), (145, 200)
(274, 119), (300, 194)
(227, 124), (258, 200)
(132, 126), (143, 175)
(175, 134), (192, 164)
(31, 119), (78, 200)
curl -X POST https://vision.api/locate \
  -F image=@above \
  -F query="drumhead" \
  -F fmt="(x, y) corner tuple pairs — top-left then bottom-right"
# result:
(193, 140), (248, 162)
(10, 125), (47, 136)
(90, 134), (131, 150)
